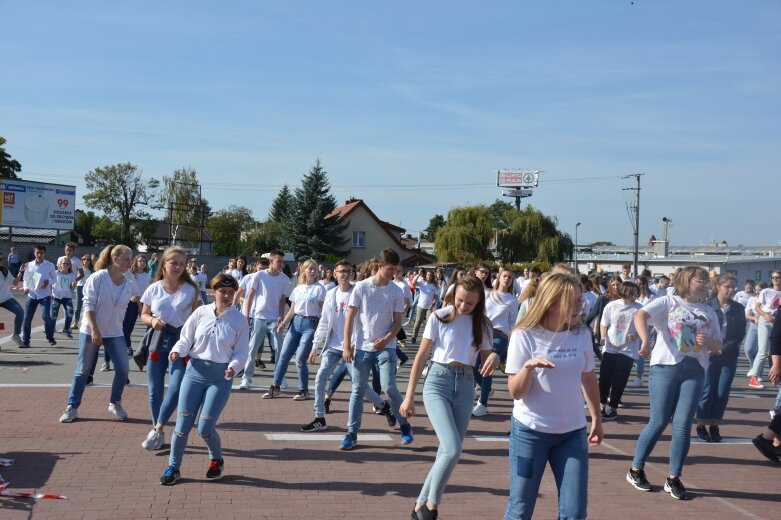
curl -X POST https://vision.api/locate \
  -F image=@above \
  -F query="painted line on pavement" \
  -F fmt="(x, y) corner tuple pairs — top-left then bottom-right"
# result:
(472, 435), (509, 442)
(265, 433), (392, 442)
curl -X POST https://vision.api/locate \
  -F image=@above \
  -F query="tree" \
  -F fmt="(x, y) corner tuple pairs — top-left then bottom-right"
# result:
(268, 184), (293, 223)
(240, 221), (285, 257)
(207, 205), (257, 256)
(497, 205), (573, 264)
(91, 215), (123, 245)
(285, 160), (348, 259)
(424, 214), (445, 240)
(0, 136), (22, 179)
(74, 210), (99, 246)
(434, 205), (494, 263)
(160, 167), (208, 246)
(83, 163), (159, 246)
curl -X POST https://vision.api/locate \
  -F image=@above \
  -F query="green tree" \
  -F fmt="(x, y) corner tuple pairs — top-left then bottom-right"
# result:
(434, 205), (494, 263)
(497, 205), (573, 264)
(83, 163), (159, 246)
(74, 210), (98, 246)
(424, 214), (445, 240)
(268, 184), (293, 223)
(285, 159), (348, 259)
(91, 215), (123, 245)
(207, 205), (256, 256)
(160, 167), (208, 246)
(240, 221), (285, 257)
(0, 136), (22, 179)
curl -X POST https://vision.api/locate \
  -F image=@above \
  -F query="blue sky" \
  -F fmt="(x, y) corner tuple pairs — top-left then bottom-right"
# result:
(2, 1), (779, 246)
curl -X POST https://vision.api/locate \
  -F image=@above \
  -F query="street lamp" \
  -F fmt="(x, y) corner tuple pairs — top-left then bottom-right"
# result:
(574, 222), (581, 274)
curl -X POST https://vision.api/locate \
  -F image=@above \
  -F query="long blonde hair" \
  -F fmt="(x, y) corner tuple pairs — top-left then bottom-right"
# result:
(516, 273), (583, 333)
(298, 259), (318, 285)
(155, 246), (198, 291)
(94, 244), (132, 271)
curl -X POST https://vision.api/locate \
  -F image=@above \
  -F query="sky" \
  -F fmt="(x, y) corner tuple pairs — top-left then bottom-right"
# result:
(2, 1), (779, 247)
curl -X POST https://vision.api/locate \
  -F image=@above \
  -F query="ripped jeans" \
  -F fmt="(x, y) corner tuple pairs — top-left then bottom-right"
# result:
(168, 358), (232, 470)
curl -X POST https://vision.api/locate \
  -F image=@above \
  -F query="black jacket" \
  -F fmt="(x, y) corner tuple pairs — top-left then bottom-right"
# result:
(707, 298), (746, 359)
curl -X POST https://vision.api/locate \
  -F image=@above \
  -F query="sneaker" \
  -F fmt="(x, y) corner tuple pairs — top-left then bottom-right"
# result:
(472, 403), (489, 417)
(664, 477), (688, 500)
(695, 425), (711, 442)
(626, 468), (652, 491)
(59, 405), (78, 423)
(301, 417), (327, 432)
(397, 357), (408, 369)
(748, 376), (764, 389)
(629, 377), (643, 388)
(11, 334), (24, 347)
(292, 390), (309, 401)
(400, 424), (414, 445)
(86, 375), (94, 386)
(108, 402), (128, 421)
(206, 458), (224, 480)
(752, 434), (780, 463)
(48, 339), (57, 346)
(474, 386), (495, 399)
(160, 466), (181, 486)
(602, 409), (618, 421)
(238, 380), (251, 390)
(142, 429), (165, 451)
(100, 362), (111, 372)
(279, 378), (289, 390)
(380, 400), (397, 428)
(339, 433), (357, 450)
(262, 385), (280, 399)
(19, 342), (30, 349)
(708, 425), (722, 443)
(324, 397), (332, 414)
(64, 331), (73, 339)
(373, 405), (384, 415)
(257, 360), (266, 369)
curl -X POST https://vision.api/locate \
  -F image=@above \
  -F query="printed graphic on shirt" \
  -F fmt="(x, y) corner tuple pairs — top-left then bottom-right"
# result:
(608, 306), (635, 348)
(668, 303), (709, 353)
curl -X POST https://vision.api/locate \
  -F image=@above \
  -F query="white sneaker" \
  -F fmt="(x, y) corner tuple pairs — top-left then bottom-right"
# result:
(238, 380), (251, 390)
(629, 377), (643, 388)
(472, 403), (489, 417)
(108, 402), (128, 421)
(100, 362), (111, 372)
(59, 405), (78, 423)
(280, 377), (289, 390)
(141, 428), (164, 450)
(11, 334), (24, 347)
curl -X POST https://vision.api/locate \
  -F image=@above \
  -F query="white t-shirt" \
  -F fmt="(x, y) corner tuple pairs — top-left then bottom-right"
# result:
(757, 288), (781, 317)
(643, 295), (721, 371)
(0, 270), (15, 303)
(394, 280), (411, 305)
(313, 286), (360, 352)
(319, 280), (336, 292)
(506, 325), (595, 434)
(416, 280), (439, 309)
(192, 272), (208, 292)
(134, 272), (151, 297)
(485, 290), (518, 335)
(600, 299), (642, 359)
(581, 291), (598, 320)
(76, 266), (92, 287)
(733, 290), (752, 308)
(349, 278), (405, 352)
(171, 304), (250, 374)
(745, 296), (758, 318)
(248, 270), (291, 320)
(141, 281), (199, 328)
(423, 306), (492, 365)
(52, 271), (75, 299)
(290, 282), (327, 317)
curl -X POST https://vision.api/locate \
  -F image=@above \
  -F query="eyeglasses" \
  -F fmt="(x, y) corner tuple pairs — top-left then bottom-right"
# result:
(772, 276), (781, 280)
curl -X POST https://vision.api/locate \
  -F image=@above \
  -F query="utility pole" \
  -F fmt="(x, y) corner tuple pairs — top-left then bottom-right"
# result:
(622, 174), (643, 278)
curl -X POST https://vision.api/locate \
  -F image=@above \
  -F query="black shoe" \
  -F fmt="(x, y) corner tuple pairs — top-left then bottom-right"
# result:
(86, 376), (94, 386)
(20, 343), (30, 349)
(259, 360), (266, 369)
(206, 458), (223, 480)
(696, 425), (711, 442)
(380, 400), (397, 428)
(301, 417), (327, 432)
(752, 434), (780, 463)
(663, 477), (688, 500)
(626, 468), (652, 491)
(397, 357), (408, 369)
(324, 397), (331, 414)
(415, 503), (438, 520)
(708, 425), (722, 442)
(48, 339), (57, 346)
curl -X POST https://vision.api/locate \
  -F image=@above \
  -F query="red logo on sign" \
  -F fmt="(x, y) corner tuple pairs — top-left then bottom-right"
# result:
(3, 193), (14, 204)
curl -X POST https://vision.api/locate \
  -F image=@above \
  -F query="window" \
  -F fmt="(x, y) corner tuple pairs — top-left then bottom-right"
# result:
(352, 231), (365, 248)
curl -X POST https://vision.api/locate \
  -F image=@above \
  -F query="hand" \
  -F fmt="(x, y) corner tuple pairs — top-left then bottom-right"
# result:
(308, 349), (317, 364)
(225, 367), (235, 379)
(400, 397), (415, 418)
(769, 364), (781, 385)
(276, 323), (285, 333)
(40, 280), (49, 289)
(169, 352), (180, 363)
(343, 348), (354, 363)
(523, 357), (555, 370)
(588, 420), (604, 447)
(599, 338), (606, 346)
(373, 337), (387, 351)
(91, 330), (103, 347)
(23, 288), (30, 294)
(639, 341), (650, 357)
(151, 317), (166, 331)
(694, 332), (709, 347)
(480, 352), (500, 377)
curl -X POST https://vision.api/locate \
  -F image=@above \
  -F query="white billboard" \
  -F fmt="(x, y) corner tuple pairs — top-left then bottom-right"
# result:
(497, 169), (539, 188)
(0, 179), (76, 230)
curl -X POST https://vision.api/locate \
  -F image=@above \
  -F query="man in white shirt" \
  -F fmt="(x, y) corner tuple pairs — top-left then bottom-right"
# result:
(239, 250), (290, 389)
(21, 244), (57, 347)
(57, 242), (85, 284)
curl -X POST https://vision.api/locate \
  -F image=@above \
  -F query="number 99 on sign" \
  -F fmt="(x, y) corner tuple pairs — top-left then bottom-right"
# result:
(57, 199), (69, 208)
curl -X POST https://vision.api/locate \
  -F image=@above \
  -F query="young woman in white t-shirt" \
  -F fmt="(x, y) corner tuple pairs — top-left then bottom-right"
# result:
(140, 247), (202, 451)
(400, 276), (497, 520)
(627, 266), (722, 500)
(473, 267), (518, 417)
(502, 273), (602, 520)
(748, 270), (781, 387)
(266, 259), (326, 401)
(743, 281), (765, 370)
(410, 269), (440, 343)
(73, 255), (92, 329)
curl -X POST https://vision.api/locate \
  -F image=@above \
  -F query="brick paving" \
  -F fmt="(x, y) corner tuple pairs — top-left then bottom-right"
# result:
(1, 311), (779, 519)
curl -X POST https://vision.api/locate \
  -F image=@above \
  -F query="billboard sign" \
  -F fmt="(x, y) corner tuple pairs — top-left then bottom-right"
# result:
(0, 179), (76, 230)
(497, 169), (539, 188)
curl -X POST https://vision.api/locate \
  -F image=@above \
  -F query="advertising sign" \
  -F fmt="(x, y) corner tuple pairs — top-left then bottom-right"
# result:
(0, 179), (76, 230)
(497, 169), (539, 188)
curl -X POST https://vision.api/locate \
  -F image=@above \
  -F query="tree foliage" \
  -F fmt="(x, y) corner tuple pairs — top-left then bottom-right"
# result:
(434, 205), (493, 263)
(0, 136), (22, 179)
(240, 221), (285, 257)
(425, 214), (445, 240)
(207, 205), (256, 256)
(83, 163), (159, 246)
(285, 160), (348, 260)
(160, 167), (209, 245)
(497, 205), (573, 264)
(74, 210), (99, 246)
(268, 184), (293, 223)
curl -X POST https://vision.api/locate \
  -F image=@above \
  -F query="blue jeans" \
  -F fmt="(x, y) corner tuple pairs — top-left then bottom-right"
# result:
(23, 295), (55, 342)
(169, 359), (232, 470)
(242, 318), (282, 384)
(474, 330), (508, 406)
(328, 361), (349, 396)
(0, 297), (24, 335)
(696, 356), (738, 422)
(347, 348), (408, 435)
(631, 357), (704, 477)
(273, 315), (318, 390)
(51, 297), (74, 333)
(417, 363), (474, 506)
(744, 321), (758, 367)
(146, 329), (186, 427)
(749, 316), (773, 379)
(314, 350), (383, 416)
(67, 334), (129, 408)
(74, 286), (85, 323)
(504, 419), (588, 520)
(200, 290), (208, 305)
